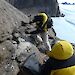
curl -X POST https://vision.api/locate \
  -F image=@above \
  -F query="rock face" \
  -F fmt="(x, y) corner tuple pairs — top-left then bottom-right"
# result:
(0, 0), (29, 42)
(6, 0), (60, 16)
(0, 0), (51, 75)
(0, 0), (28, 75)
(0, 0), (58, 75)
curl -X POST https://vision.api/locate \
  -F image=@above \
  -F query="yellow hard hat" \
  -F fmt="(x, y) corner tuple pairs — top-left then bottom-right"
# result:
(47, 40), (74, 60)
(38, 12), (48, 24)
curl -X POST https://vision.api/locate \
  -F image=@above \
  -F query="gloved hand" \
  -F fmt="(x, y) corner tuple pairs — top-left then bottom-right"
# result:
(45, 50), (51, 57)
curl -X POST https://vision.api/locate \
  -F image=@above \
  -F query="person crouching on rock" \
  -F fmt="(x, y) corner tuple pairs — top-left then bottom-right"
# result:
(26, 12), (53, 52)
(40, 40), (75, 75)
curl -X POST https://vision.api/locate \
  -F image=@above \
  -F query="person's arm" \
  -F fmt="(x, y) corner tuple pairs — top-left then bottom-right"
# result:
(29, 15), (43, 24)
(29, 16), (38, 24)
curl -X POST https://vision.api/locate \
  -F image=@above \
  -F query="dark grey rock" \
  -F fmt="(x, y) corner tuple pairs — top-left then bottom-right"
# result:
(0, 0), (58, 75)
(0, 60), (19, 75)
(6, 0), (61, 17)
(0, 0), (29, 42)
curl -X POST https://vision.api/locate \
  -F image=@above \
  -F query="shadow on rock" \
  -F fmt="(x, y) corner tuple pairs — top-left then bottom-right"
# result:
(17, 66), (34, 75)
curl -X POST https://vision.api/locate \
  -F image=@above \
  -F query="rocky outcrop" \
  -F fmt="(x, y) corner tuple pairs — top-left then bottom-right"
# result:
(0, 0), (29, 42)
(0, 0), (28, 75)
(0, 0), (51, 75)
(6, 0), (61, 17)
(0, 0), (59, 75)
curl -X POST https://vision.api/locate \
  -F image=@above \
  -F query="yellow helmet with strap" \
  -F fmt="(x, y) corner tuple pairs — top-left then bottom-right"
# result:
(38, 12), (48, 24)
(46, 40), (74, 60)
(37, 12), (48, 32)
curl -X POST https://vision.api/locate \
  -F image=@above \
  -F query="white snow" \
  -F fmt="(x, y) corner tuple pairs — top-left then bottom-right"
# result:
(52, 3), (75, 43)
(58, 0), (75, 3)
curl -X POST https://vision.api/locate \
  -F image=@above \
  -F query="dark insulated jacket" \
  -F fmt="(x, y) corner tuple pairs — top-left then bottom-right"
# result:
(40, 55), (75, 75)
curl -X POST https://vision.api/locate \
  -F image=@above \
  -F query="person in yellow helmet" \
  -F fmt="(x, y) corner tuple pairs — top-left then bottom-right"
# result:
(26, 12), (53, 52)
(40, 40), (75, 75)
